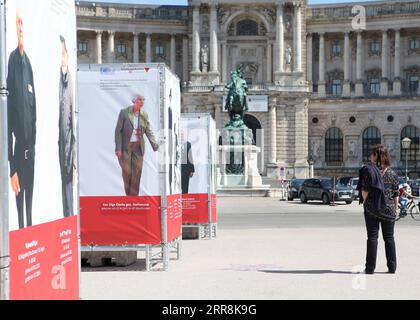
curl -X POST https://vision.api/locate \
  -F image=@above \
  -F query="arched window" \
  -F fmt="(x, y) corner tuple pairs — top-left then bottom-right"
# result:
(363, 127), (381, 162)
(237, 19), (258, 36)
(325, 128), (343, 163)
(401, 126), (420, 162)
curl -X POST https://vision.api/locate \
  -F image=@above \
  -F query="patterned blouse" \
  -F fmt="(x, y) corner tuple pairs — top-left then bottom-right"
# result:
(381, 167), (400, 209)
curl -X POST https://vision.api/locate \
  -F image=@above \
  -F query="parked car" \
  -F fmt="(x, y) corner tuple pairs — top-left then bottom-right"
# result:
(287, 179), (305, 201)
(337, 177), (353, 187)
(299, 178), (355, 205)
(408, 180), (420, 197)
(350, 177), (359, 200)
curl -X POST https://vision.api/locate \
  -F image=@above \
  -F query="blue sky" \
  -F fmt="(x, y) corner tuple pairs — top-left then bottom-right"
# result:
(79, 0), (379, 5)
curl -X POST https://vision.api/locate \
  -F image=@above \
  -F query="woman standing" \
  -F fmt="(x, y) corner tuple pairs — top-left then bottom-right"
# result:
(358, 145), (399, 274)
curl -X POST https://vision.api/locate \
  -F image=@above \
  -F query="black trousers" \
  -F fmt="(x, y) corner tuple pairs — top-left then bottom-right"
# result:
(15, 154), (35, 230)
(181, 171), (191, 195)
(364, 211), (397, 273)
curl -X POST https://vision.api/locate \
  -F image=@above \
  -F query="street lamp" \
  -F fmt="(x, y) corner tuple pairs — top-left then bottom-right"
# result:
(308, 154), (315, 179)
(402, 137), (412, 181)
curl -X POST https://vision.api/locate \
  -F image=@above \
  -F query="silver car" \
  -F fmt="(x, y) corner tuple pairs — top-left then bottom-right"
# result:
(350, 177), (359, 200)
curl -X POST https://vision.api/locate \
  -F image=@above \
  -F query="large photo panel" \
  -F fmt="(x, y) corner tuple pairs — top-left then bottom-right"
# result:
(180, 116), (212, 224)
(164, 69), (182, 243)
(79, 66), (163, 245)
(6, 0), (79, 300)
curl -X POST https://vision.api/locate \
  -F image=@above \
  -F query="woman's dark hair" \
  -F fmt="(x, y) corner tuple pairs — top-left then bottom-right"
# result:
(371, 144), (391, 168)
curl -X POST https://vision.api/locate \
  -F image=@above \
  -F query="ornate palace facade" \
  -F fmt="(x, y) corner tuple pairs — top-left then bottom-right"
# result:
(76, 0), (420, 179)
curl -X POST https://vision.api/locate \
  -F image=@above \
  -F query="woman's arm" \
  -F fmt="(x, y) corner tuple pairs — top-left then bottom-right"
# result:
(362, 191), (369, 204)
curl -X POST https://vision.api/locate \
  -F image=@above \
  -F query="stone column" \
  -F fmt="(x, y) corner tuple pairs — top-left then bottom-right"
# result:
(192, 5), (201, 73)
(294, 102), (309, 178)
(269, 105), (277, 164)
(209, 3), (219, 73)
(267, 42), (273, 83)
(276, 3), (284, 73)
(343, 31), (351, 97)
(393, 29), (402, 95)
(306, 33), (313, 84)
(133, 32), (140, 63)
(318, 33), (326, 98)
(222, 41), (228, 83)
(145, 33), (152, 63)
(380, 29), (389, 96)
(355, 31), (364, 97)
(107, 31), (115, 63)
(294, 3), (302, 72)
(96, 30), (103, 64)
(182, 36), (189, 82)
(171, 34), (176, 72)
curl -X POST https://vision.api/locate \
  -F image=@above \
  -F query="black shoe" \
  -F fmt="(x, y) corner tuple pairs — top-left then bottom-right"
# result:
(364, 269), (374, 275)
(388, 269), (396, 274)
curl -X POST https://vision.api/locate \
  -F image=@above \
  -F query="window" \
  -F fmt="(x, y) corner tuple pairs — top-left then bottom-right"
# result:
(116, 43), (126, 55)
(410, 39), (420, 50)
(325, 128), (343, 163)
(370, 41), (381, 55)
(332, 41), (341, 57)
(409, 76), (419, 93)
(363, 127), (381, 162)
(78, 41), (88, 54)
(401, 126), (420, 162)
(155, 44), (165, 57)
(236, 19), (259, 36)
(332, 80), (342, 96)
(370, 79), (380, 95)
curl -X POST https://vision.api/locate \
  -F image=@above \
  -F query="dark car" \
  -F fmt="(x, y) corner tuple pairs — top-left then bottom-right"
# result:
(337, 177), (353, 187)
(409, 180), (420, 197)
(287, 179), (305, 201)
(299, 178), (355, 205)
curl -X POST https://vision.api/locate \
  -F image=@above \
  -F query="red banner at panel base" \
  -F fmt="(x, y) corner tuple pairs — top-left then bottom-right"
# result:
(182, 194), (217, 224)
(9, 216), (79, 300)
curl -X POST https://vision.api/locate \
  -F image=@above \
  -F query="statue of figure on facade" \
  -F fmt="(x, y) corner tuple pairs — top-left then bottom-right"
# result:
(200, 45), (209, 72)
(285, 47), (293, 65)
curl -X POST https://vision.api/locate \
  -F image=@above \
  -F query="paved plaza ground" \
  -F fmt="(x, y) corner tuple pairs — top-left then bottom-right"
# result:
(81, 198), (420, 300)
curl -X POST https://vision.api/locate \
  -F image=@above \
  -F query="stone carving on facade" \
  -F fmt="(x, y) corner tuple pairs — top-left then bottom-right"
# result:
(385, 138), (398, 158)
(238, 62), (259, 75)
(327, 69), (344, 82)
(228, 23), (235, 36)
(310, 140), (321, 161)
(201, 45), (209, 73)
(260, 23), (267, 36)
(201, 15), (210, 34)
(348, 140), (359, 159)
(259, 7), (276, 25)
(218, 7), (231, 26)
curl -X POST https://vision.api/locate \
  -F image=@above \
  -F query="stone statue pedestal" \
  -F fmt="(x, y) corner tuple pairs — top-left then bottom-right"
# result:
(217, 145), (270, 197)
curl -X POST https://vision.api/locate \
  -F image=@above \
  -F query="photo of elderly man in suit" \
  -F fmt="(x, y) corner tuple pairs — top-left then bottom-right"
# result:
(181, 130), (195, 195)
(58, 35), (75, 217)
(115, 95), (159, 196)
(7, 10), (37, 229)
